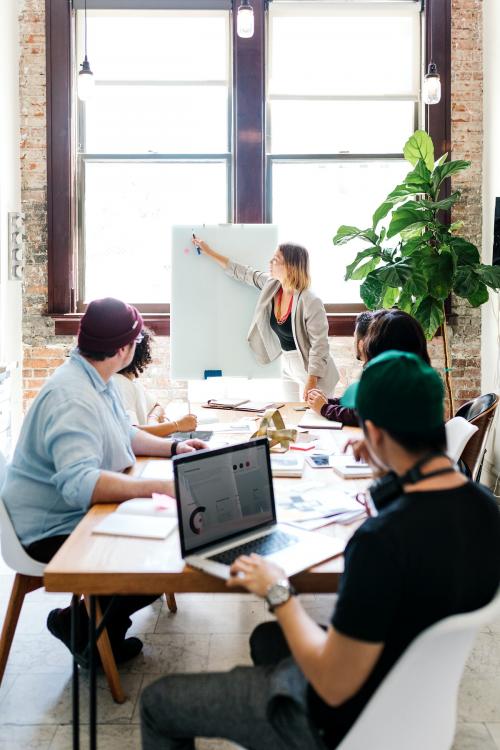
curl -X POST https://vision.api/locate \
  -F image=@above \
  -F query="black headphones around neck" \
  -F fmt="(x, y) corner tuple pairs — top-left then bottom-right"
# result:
(369, 452), (455, 512)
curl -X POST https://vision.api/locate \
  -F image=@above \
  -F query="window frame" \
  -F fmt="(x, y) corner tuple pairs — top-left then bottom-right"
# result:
(46, 0), (450, 336)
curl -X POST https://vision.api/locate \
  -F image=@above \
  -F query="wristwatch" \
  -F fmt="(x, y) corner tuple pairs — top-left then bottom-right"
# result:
(265, 578), (296, 613)
(170, 440), (179, 457)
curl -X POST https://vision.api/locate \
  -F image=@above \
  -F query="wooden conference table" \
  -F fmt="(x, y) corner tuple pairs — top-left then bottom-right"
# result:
(44, 404), (366, 750)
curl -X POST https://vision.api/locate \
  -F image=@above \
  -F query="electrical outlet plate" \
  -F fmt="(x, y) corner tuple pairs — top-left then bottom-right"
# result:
(8, 212), (25, 281)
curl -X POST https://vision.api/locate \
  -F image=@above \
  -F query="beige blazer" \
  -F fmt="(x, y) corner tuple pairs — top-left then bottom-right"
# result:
(225, 259), (335, 379)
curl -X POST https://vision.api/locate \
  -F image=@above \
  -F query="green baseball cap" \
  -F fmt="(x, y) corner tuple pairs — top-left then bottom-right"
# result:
(341, 350), (444, 433)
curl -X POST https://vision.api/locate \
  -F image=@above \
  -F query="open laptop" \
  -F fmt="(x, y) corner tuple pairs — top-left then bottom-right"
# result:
(173, 437), (344, 580)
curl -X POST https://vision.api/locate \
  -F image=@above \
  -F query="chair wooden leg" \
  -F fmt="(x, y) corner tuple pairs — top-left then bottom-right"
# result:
(0, 573), (43, 686)
(165, 593), (177, 613)
(83, 596), (126, 704)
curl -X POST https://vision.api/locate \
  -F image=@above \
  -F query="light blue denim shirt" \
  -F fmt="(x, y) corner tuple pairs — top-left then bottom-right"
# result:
(1, 350), (138, 546)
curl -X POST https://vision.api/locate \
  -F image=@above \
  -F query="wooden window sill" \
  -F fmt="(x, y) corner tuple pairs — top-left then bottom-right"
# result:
(51, 313), (358, 337)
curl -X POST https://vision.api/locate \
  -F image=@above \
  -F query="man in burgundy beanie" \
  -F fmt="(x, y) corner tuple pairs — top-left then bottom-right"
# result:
(2, 297), (207, 665)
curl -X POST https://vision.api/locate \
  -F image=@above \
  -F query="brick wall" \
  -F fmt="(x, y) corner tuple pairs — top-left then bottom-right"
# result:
(17, 0), (480, 413)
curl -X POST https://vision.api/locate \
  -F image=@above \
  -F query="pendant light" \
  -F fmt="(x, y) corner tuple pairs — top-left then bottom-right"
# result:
(78, 0), (95, 101)
(423, 0), (441, 105)
(237, 0), (254, 39)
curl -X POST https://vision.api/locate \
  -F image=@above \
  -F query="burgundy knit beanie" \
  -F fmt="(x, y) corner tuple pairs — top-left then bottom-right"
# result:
(78, 297), (144, 353)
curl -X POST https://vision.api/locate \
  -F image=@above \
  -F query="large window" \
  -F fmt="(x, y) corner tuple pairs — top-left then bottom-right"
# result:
(76, 10), (230, 307)
(46, 0), (449, 332)
(268, 1), (422, 305)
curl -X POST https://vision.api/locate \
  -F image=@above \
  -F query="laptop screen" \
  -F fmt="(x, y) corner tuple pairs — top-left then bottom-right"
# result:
(173, 438), (276, 556)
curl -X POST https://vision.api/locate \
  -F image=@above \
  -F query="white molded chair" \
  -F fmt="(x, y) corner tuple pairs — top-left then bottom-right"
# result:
(336, 589), (500, 750)
(445, 416), (478, 465)
(0, 455), (125, 702)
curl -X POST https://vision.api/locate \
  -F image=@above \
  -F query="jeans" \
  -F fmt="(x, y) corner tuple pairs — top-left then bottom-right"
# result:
(140, 621), (327, 750)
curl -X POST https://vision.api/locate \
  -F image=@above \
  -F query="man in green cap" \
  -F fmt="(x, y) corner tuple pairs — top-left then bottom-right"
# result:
(140, 351), (500, 750)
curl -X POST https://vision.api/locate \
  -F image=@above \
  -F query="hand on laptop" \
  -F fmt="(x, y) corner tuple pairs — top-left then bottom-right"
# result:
(227, 554), (286, 598)
(177, 439), (209, 454)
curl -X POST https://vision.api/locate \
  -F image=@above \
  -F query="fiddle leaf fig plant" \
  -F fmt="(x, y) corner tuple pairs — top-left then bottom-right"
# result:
(333, 130), (500, 414)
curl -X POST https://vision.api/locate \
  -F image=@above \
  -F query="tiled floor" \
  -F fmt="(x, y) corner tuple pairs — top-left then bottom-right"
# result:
(0, 562), (499, 750)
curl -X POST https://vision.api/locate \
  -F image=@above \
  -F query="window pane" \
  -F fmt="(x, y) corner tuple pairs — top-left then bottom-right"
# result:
(269, 8), (419, 96)
(85, 85), (228, 153)
(271, 160), (409, 303)
(84, 11), (228, 81)
(83, 161), (227, 303)
(270, 100), (415, 154)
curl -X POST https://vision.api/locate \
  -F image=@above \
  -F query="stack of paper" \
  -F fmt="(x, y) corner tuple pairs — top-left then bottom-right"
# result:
(275, 482), (366, 529)
(329, 456), (373, 479)
(270, 453), (306, 478)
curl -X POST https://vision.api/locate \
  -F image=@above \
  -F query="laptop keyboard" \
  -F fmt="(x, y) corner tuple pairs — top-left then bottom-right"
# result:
(208, 530), (298, 566)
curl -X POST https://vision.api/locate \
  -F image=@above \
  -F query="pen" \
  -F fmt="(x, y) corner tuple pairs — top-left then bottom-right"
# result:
(193, 232), (200, 255)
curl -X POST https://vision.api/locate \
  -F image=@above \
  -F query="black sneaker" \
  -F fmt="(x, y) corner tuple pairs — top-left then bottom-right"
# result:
(113, 637), (143, 664)
(47, 607), (89, 667)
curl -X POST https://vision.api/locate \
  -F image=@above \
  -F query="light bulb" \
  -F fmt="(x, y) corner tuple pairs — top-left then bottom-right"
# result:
(423, 62), (441, 105)
(78, 58), (95, 101)
(237, 1), (254, 39)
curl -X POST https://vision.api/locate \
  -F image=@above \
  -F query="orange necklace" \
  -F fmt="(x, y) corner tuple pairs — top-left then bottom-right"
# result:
(275, 288), (293, 325)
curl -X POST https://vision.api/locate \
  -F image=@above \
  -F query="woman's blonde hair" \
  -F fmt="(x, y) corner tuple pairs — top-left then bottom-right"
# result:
(279, 243), (311, 292)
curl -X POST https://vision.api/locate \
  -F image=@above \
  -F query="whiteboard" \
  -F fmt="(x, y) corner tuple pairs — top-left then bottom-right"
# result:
(171, 224), (281, 379)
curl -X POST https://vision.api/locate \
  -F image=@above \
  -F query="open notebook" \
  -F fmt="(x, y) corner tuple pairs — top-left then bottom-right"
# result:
(93, 497), (178, 539)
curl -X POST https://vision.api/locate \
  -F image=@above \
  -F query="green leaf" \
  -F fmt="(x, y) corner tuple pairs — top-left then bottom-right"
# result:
(450, 237), (481, 267)
(420, 253), (454, 300)
(467, 281), (489, 307)
(350, 257), (380, 281)
(413, 296), (445, 340)
(333, 225), (378, 246)
(453, 268), (475, 298)
(377, 262), (412, 288)
(475, 264), (500, 289)
(435, 152), (448, 168)
(381, 286), (399, 308)
(432, 160), (470, 193)
(449, 220), (464, 233)
(372, 182), (429, 227)
(345, 247), (380, 280)
(403, 130), (435, 172)
(397, 291), (414, 313)
(405, 160), (432, 189)
(419, 191), (461, 211)
(400, 223), (427, 240)
(404, 269), (428, 297)
(453, 268), (491, 306)
(400, 235), (430, 258)
(360, 272), (384, 309)
(387, 205), (430, 239)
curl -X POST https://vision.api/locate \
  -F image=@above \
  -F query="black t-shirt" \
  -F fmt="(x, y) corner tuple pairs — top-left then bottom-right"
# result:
(270, 306), (296, 351)
(308, 482), (500, 749)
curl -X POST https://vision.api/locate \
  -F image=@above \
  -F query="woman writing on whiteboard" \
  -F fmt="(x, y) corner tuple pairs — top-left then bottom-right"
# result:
(192, 237), (339, 401)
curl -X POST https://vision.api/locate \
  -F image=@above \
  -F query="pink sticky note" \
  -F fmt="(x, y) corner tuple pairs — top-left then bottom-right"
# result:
(152, 492), (176, 510)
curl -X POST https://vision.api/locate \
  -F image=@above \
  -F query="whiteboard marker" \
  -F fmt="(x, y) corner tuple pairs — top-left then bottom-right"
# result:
(192, 232), (201, 255)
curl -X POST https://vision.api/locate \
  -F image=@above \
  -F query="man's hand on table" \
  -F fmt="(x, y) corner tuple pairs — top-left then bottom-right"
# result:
(176, 439), (209, 454)
(227, 554), (286, 597)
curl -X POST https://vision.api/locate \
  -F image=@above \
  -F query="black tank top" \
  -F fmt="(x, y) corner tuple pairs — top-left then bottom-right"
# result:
(270, 306), (296, 351)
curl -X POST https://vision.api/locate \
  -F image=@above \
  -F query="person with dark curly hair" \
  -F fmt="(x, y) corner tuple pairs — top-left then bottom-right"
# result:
(114, 327), (197, 437)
